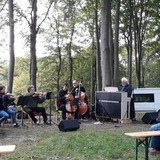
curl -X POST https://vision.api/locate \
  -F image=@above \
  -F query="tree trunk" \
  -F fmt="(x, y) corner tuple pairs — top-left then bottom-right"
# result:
(128, 0), (133, 85)
(8, 0), (15, 93)
(100, 0), (112, 90)
(30, 0), (38, 89)
(95, 0), (101, 91)
(113, 0), (120, 86)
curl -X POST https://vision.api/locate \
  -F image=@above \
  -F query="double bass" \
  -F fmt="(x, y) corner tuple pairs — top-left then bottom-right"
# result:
(78, 81), (89, 117)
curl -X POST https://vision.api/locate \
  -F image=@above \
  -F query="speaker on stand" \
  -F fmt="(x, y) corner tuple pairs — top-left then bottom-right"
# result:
(90, 104), (96, 120)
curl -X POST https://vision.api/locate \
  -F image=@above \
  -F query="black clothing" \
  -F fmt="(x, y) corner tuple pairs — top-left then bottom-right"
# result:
(57, 89), (68, 120)
(23, 93), (48, 124)
(58, 90), (68, 105)
(23, 106), (47, 123)
(70, 85), (86, 97)
(57, 89), (79, 120)
(118, 84), (132, 97)
(70, 85), (85, 119)
(0, 94), (15, 111)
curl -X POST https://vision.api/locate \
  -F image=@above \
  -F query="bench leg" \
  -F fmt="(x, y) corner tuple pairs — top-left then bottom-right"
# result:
(136, 138), (149, 160)
(145, 138), (149, 160)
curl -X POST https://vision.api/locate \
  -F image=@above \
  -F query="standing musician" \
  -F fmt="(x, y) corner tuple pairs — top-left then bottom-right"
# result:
(57, 82), (79, 121)
(118, 77), (135, 120)
(71, 80), (86, 96)
(23, 85), (49, 125)
(70, 79), (88, 119)
(0, 85), (20, 127)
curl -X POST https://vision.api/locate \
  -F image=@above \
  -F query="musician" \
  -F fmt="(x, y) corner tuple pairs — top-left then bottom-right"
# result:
(57, 82), (79, 121)
(118, 77), (135, 120)
(23, 85), (49, 125)
(118, 77), (132, 97)
(71, 80), (88, 119)
(71, 80), (86, 95)
(0, 85), (20, 127)
(57, 83), (68, 120)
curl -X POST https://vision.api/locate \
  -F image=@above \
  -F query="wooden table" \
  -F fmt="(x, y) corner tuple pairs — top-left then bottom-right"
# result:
(0, 145), (16, 155)
(125, 131), (160, 160)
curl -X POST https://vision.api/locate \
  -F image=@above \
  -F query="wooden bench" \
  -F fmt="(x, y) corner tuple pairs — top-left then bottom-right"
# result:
(125, 131), (160, 160)
(0, 145), (16, 155)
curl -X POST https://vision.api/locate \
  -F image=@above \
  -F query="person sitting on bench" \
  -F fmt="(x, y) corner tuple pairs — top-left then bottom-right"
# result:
(148, 111), (160, 155)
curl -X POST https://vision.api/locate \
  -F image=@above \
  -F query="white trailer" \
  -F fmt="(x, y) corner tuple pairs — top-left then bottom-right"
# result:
(133, 88), (160, 112)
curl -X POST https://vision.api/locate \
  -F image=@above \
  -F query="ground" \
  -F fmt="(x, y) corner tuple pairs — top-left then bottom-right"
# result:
(0, 116), (151, 145)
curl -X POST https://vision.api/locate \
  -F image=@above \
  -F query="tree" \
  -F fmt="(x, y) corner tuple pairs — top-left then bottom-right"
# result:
(15, 0), (53, 89)
(113, 0), (120, 86)
(94, 0), (101, 91)
(8, 0), (15, 93)
(100, 0), (112, 89)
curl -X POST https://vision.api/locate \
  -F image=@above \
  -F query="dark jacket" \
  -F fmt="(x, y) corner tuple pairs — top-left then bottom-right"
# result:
(70, 85), (86, 97)
(0, 94), (15, 111)
(57, 90), (68, 106)
(24, 93), (45, 109)
(118, 84), (132, 97)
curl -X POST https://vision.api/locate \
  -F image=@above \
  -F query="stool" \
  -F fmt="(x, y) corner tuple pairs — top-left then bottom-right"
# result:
(21, 110), (41, 126)
(1, 115), (13, 127)
(55, 100), (62, 123)
(55, 100), (75, 123)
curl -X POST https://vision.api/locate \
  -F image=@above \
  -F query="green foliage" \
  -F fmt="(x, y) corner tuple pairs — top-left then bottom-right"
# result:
(0, 61), (8, 86)
(13, 54), (30, 94)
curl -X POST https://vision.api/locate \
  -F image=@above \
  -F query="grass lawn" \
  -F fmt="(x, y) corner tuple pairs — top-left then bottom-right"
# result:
(1, 122), (160, 160)
(0, 111), (159, 160)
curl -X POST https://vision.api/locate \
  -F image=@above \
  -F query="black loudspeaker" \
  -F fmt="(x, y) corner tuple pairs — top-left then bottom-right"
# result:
(141, 112), (158, 124)
(58, 119), (80, 132)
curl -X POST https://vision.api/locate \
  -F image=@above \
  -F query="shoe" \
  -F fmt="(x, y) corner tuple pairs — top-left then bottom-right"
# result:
(94, 121), (103, 125)
(35, 121), (40, 125)
(44, 121), (50, 125)
(149, 148), (160, 155)
(14, 123), (20, 128)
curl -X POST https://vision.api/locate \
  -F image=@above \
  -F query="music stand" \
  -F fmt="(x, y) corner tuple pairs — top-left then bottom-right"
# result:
(46, 92), (57, 125)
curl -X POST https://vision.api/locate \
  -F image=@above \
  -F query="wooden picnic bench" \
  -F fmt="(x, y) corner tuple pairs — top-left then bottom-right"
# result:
(125, 131), (160, 160)
(0, 145), (16, 155)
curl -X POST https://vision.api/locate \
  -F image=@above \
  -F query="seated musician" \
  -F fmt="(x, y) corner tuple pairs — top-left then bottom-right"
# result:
(23, 85), (49, 125)
(57, 82), (79, 121)
(0, 85), (20, 127)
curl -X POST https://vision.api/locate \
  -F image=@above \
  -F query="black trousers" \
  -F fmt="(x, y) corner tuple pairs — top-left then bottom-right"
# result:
(130, 98), (135, 119)
(23, 106), (48, 124)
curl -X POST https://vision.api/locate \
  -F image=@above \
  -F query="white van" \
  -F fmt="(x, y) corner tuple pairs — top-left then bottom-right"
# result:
(133, 88), (160, 112)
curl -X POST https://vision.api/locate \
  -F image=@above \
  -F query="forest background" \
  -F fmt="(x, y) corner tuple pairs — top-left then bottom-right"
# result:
(0, 0), (160, 105)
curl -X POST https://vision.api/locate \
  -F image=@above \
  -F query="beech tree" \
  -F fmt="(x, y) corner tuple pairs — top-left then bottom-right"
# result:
(15, 0), (53, 89)
(8, 0), (15, 93)
(100, 0), (112, 89)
